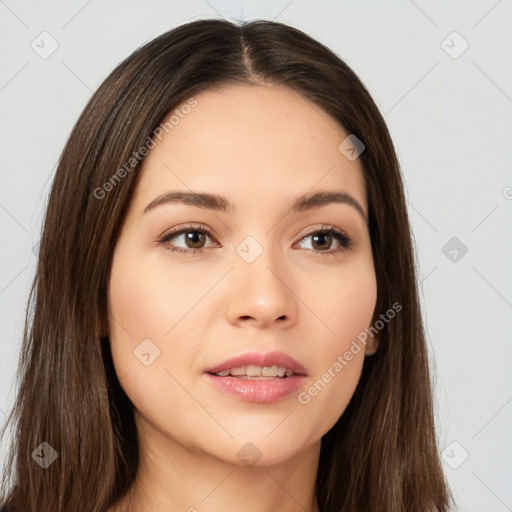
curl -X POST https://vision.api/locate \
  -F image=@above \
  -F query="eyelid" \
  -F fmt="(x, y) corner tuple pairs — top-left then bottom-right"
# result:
(157, 223), (219, 245)
(296, 223), (346, 240)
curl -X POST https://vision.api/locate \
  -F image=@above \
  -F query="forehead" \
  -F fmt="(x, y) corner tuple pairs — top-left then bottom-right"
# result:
(136, 84), (367, 213)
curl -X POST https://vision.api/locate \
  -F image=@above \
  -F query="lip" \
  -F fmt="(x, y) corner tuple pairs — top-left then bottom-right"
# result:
(205, 351), (308, 403)
(205, 351), (308, 375)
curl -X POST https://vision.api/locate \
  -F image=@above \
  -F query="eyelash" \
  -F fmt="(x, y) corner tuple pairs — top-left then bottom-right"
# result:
(157, 223), (353, 256)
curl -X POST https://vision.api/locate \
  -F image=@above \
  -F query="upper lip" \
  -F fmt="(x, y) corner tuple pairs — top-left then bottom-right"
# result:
(206, 351), (308, 375)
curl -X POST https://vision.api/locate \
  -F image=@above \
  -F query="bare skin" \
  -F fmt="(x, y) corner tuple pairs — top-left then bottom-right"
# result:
(107, 83), (378, 512)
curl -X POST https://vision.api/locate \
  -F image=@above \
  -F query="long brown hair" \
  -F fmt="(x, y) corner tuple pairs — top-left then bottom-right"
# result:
(0, 19), (453, 512)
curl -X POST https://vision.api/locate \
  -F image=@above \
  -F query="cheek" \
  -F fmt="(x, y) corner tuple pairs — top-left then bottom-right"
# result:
(106, 246), (221, 414)
(295, 259), (377, 426)
(305, 254), (377, 351)
(329, 271), (377, 347)
(106, 248), (181, 399)
(108, 247), (209, 346)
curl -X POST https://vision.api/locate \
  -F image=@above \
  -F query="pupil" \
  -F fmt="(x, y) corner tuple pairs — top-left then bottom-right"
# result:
(313, 233), (331, 250)
(186, 231), (204, 248)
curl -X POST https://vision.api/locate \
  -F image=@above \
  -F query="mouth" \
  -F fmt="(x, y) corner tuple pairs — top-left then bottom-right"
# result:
(210, 365), (306, 379)
(205, 351), (308, 403)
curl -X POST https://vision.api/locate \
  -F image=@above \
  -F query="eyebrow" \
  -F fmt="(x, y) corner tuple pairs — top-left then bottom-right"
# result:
(143, 190), (367, 223)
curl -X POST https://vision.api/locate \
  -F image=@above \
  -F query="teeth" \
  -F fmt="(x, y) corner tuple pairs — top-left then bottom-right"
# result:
(214, 365), (295, 378)
(246, 365), (261, 377)
(261, 365), (278, 377)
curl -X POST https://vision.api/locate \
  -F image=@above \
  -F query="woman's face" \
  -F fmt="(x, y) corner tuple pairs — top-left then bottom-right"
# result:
(108, 84), (377, 466)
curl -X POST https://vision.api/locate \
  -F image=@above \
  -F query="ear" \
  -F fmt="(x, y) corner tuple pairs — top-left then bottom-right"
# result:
(364, 312), (381, 356)
(365, 334), (379, 356)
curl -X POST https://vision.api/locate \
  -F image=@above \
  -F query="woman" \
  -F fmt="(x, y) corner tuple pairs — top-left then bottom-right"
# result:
(0, 18), (453, 512)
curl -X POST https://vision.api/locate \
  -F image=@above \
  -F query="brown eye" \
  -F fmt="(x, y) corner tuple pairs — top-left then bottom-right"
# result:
(297, 227), (352, 253)
(157, 224), (218, 254)
(181, 230), (208, 249)
(311, 232), (333, 251)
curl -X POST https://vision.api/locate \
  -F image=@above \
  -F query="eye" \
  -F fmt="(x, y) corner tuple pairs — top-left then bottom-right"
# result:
(157, 223), (352, 256)
(295, 225), (352, 254)
(157, 224), (219, 254)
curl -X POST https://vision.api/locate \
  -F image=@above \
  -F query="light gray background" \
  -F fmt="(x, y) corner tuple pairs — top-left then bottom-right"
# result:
(1, 1), (511, 510)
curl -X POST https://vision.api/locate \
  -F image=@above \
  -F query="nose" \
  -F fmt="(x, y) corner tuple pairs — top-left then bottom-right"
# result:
(224, 244), (298, 329)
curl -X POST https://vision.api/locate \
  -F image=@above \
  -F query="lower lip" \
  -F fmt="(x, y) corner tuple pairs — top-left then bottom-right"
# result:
(206, 374), (307, 403)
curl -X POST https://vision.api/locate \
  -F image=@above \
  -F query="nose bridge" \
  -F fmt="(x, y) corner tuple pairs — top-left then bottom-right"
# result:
(226, 233), (297, 327)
